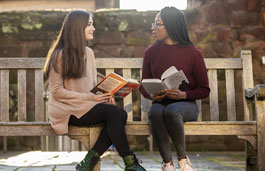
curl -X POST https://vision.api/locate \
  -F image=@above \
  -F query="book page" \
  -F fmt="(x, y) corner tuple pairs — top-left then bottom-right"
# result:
(161, 66), (178, 80)
(163, 70), (189, 89)
(97, 76), (123, 92)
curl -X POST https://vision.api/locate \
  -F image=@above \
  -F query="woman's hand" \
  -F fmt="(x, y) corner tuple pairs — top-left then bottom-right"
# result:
(93, 93), (112, 103)
(151, 90), (165, 101)
(106, 96), (115, 105)
(164, 89), (187, 100)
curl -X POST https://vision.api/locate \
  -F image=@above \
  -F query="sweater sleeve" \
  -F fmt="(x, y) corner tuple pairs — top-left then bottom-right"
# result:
(49, 57), (95, 103)
(185, 51), (210, 100)
(139, 50), (152, 99)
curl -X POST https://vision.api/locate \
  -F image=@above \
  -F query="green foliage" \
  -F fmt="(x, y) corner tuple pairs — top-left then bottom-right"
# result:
(2, 23), (18, 33)
(118, 21), (128, 31)
(126, 37), (146, 46)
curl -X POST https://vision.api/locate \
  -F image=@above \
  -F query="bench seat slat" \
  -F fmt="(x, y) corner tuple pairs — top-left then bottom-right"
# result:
(0, 121), (256, 136)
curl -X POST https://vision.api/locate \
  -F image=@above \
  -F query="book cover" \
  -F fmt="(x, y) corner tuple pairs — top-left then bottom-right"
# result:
(91, 72), (139, 98)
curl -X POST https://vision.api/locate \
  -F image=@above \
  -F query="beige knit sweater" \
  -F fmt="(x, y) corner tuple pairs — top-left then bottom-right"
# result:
(48, 47), (98, 134)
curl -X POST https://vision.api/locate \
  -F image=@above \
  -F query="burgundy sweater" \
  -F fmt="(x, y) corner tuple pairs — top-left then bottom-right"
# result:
(139, 41), (210, 101)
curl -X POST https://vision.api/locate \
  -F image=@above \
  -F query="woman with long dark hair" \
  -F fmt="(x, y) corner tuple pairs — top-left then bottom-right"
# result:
(139, 7), (210, 171)
(44, 10), (146, 171)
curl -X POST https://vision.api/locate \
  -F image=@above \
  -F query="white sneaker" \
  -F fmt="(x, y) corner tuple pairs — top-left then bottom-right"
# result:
(178, 156), (195, 171)
(162, 160), (176, 171)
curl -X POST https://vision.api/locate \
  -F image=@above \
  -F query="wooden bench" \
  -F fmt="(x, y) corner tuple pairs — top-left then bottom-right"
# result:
(0, 50), (264, 171)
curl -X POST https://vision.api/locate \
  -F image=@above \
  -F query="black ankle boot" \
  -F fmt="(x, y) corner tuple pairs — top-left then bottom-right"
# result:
(123, 153), (146, 171)
(76, 149), (100, 171)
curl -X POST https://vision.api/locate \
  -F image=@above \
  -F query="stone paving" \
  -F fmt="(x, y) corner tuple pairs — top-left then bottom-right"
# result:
(0, 151), (245, 171)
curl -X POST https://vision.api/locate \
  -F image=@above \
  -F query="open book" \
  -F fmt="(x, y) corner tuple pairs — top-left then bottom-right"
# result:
(91, 72), (139, 98)
(141, 66), (189, 94)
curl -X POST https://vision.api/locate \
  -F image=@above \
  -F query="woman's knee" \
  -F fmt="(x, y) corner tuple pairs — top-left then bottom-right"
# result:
(164, 104), (182, 120)
(119, 109), (128, 124)
(148, 104), (164, 121)
(104, 105), (124, 119)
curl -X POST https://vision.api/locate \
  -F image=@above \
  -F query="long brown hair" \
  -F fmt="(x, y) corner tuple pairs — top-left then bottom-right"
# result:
(43, 10), (91, 79)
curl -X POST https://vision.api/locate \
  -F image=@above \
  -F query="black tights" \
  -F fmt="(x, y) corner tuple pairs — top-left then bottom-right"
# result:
(69, 103), (132, 157)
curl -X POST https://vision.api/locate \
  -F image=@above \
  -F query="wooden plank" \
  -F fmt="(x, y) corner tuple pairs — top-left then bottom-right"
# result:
(35, 69), (44, 121)
(64, 136), (71, 151)
(141, 95), (151, 121)
(18, 70), (27, 121)
(0, 121), (257, 136)
(123, 69), (133, 121)
(140, 69), (151, 122)
(58, 136), (63, 151)
(105, 68), (114, 75)
(124, 121), (257, 135)
(3, 137), (7, 152)
(196, 100), (202, 121)
(241, 50), (254, 121)
(96, 58), (143, 69)
(95, 58), (242, 69)
(256, 99), (265, 171)
(0, 58), (242, 69)
(0, 70), (9, 122)
(208, 69), (219, 121)
(71, 139), (79, 151)
(204, 58), (242, 69)
(225, 70), (236, 121)
(149, 135), (153, 152)
(0, 58), (45, 69)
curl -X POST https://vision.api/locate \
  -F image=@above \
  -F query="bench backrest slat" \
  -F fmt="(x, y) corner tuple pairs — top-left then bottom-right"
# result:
(0, 58), (45, 69)
(18, 70), (27, 121)
(208, 69), (219, 121)
(105, 68), (114, 75)
(226, 69), (236, 121)
(0, 70), (9, 122)
(96, 58), (142, 68)
(35, 69), (44, 121)
(241, 50), (254, 121)
(140, 68), (151, 122)
(123, 68), (133, 121)
(205, 58), (242, 69)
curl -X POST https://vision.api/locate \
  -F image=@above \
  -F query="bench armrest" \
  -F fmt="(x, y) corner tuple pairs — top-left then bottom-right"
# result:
(245, 84), (265, 100)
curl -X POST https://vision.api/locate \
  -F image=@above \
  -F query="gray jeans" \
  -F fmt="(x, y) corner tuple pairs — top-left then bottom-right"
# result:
(148, 101), (198, 162)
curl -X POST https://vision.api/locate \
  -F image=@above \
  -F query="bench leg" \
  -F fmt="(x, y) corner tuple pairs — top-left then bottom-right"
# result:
(90, 127), (101, 171)
(3, 136), (7, 152)
(256, 99), (265, 171)
(69, 126), (102, 171)
(246, 141), (257, 171)
(237, 136), (257, 170)
(149, 135), (153, 152)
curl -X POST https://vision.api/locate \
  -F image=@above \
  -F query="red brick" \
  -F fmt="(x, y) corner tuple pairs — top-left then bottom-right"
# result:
(248, 0), (259, 11)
